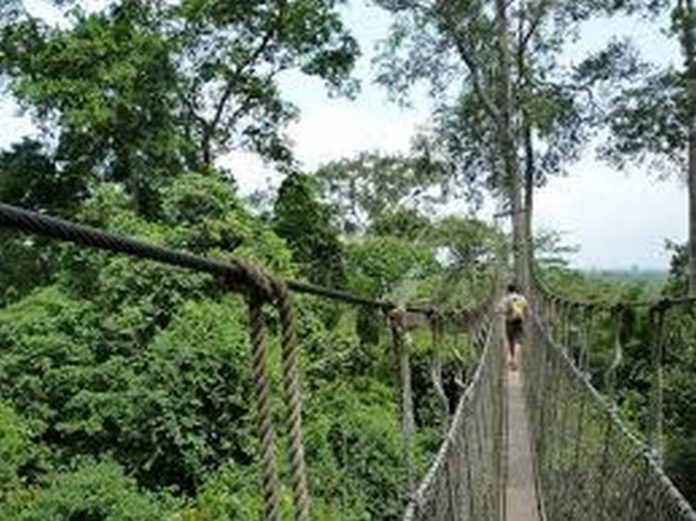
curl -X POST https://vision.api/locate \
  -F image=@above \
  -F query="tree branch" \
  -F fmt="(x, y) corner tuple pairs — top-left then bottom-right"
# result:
(208, 26), (276, 139)
(201, 2), (284, 165)
(431, 1), (501, 122)
(519, 0), (553, 60)
(451, 39), (501, 122)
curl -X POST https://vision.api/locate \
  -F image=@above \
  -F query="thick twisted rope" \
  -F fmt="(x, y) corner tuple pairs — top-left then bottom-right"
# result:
(228, 265), (311, 521)
(247, 295), (282, 521)
(275, 282), (311, 521)
(0, 203), (283, 299)
(0, 203), (433, 311)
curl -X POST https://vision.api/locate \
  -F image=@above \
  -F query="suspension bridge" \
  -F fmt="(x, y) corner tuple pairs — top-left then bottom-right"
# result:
(1, 202), (695, 521)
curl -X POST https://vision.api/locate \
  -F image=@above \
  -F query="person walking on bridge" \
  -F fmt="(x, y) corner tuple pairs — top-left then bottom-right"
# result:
(498, 283), (528, 371)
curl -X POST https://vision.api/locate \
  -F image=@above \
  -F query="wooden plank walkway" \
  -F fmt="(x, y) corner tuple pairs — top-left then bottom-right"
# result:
(505, 368), (541, 521)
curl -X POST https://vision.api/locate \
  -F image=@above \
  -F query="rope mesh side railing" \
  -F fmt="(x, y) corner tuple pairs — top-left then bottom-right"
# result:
(526, 300), (696, 521)
(531, 261), (696, 492)
(403, 308), (505, 521)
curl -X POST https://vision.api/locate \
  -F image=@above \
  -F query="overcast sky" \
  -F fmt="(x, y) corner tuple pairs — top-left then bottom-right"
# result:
(0, 0), (688, 270)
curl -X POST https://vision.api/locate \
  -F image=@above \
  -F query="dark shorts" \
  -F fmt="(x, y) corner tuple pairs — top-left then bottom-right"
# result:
(506, 318), (524, 346)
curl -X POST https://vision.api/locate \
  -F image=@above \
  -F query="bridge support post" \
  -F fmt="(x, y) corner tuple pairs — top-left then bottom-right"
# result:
(389, 308), (416, 492)
(429, 311), (450, 432)
(648, 305), (666, 466)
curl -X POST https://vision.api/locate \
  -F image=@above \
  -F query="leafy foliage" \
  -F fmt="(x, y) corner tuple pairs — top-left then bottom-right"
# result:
(315, 153), (443, 232)
(345, 235), (440, 300)
(274, 173), (346, 289)
(0, 402), (31, 495)
(0, 0), (359, 213)
(0, 153), (505, 519)
(0, 460), (182, 521)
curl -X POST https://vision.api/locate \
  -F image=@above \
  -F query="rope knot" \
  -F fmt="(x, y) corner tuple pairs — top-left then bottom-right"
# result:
(387, 306), (407, 331)
(218, 258), (283, 303)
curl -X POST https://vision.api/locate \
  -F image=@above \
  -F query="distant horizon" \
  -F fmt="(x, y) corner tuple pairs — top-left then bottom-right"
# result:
(580, 266), (669, 273)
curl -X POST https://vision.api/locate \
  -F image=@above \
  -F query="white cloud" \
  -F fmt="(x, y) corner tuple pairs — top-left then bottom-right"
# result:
(216, 151), (279, 195)
(0, 101), (36, 148)
(288, 102), (422, 169)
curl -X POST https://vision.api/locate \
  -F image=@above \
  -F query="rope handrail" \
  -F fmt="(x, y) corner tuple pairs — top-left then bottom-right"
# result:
(0, 202), (429, 313)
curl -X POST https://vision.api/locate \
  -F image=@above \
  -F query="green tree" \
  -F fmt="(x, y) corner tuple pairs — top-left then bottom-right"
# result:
(0, 2), (183, 214)
(370, 208), (431, 241)
(172, 0), (359, 169)
(345, 235), (439, 299)
(0, 460), (182, 521)
(0, 402), (31, 495)
(0, 138), (88, 305)
(315, 152), (442, 233)
(0, 139), (85, 215)
(426, 216), (501, 308)
(374, 0), (625, 287)
(580, 1), (696, 295)
(273, 172), (346, 289)
(0, 0), (359, 213)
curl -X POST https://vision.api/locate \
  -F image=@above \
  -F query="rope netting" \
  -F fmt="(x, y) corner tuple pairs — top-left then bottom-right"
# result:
(528, 291), (696, 521)
(403, 308), (505, 521)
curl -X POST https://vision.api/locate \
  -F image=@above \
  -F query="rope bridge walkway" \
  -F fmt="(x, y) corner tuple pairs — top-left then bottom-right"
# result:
(1, 203), (696, 521)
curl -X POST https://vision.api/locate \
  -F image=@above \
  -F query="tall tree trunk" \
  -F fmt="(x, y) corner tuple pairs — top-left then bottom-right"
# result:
(512, 179), (528, 289)
(495, 0), (529, 290)
(518, 2), (535, 286)
(689, 123), (696, 296)
(523, 114), (534, 271)
(682, 0), (696, 295)
(202, 134), (213, 171)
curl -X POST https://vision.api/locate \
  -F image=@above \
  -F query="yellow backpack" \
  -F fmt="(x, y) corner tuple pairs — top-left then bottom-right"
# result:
(509, 295), (527, 320)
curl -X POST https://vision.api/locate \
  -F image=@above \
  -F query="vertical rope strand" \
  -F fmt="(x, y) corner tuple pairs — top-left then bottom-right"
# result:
(580, 306), (594, 377)
(248, 296), (282, 521)
(605, 305), (625, 401)
(276, 283), (311, 521)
